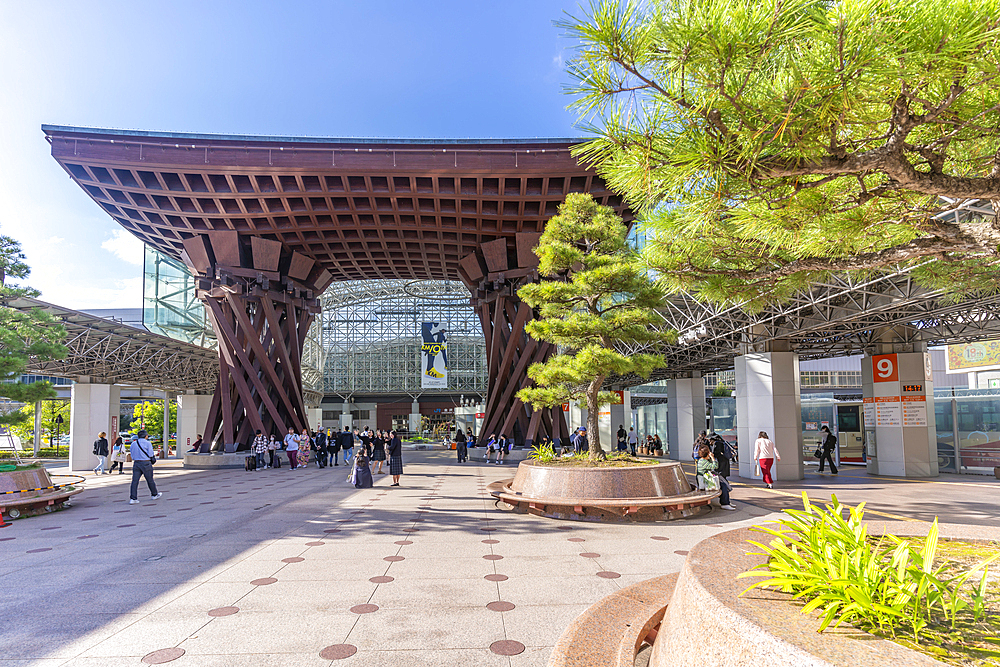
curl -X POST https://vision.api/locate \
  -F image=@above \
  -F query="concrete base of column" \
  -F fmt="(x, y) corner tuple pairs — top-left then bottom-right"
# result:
(177, 394), (213, 455)
(736, 352), (804, 481)
(307, 408), (323, 433)
(69, 383), (120, 472)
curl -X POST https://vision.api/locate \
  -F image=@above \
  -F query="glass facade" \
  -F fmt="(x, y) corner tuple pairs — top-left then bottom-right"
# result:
(143, 246), (215, 348)
(933, 388), (1000, 473)
(320, 280), (486, 396)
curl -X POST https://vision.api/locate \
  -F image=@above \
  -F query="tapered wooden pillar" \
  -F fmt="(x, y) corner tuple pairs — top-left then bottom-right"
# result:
(459, 233), (568, 447)
(180, 232), (331, 451)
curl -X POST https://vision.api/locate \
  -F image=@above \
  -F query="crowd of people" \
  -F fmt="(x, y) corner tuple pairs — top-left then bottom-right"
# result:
(98, 417), (810, 510)
(249, 426), (406, 486)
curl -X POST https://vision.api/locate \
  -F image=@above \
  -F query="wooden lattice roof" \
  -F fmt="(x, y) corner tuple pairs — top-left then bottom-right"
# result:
(43, 125), (633, 283)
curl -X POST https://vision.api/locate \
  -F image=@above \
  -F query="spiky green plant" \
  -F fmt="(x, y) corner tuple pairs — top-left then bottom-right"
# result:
(739, 493), (999, 643)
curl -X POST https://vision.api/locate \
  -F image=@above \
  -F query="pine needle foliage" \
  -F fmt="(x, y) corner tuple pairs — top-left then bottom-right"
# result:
(560, 0), (1000, 308)
(0, 234), (67, 425)
(516, 194), (675, 459)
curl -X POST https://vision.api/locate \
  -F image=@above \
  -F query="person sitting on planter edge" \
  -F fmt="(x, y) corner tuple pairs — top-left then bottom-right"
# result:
(696, 443), (736, 511)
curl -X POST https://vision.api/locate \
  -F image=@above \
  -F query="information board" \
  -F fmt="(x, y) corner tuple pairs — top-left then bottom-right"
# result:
(863, 398), (875, 428)
(875, 396), (901, 427)
(901, 395), (928, 427)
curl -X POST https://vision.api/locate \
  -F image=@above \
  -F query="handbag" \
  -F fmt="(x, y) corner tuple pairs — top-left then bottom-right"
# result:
(703, 471), (720, 492)
(813, 447), (823, 459)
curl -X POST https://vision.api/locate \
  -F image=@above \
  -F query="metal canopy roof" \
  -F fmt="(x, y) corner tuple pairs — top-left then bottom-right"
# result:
(3, 296), (217, 392)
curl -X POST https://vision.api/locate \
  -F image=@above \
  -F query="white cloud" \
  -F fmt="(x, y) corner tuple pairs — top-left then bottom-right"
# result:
(47, 235), (64, 244)
(101, 230), (144, 265)
(552, 53), (564, 69)
(41, 276), (143, 310)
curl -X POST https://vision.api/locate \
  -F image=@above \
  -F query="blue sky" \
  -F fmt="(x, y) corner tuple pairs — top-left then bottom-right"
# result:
(0, 1), (587, 309)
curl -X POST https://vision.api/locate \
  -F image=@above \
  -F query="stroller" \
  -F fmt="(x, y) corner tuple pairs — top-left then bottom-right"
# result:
(350, 453), (374, 488)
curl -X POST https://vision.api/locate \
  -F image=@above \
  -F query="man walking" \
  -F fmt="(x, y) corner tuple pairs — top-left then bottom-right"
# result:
(627, 427), (639, 456)
(818, 426), (839, 474)
(314, 428), (328, 468)
(341, 426), (354, 467)
(128, 430), (161, 504)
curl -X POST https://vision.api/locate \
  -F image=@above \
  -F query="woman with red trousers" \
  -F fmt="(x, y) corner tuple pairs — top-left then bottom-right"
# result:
(753, 431), (781, 489)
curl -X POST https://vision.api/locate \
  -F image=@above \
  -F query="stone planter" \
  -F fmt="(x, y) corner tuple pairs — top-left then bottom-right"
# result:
(649, 522), (1000, 666)
(488, 460), (717, 522)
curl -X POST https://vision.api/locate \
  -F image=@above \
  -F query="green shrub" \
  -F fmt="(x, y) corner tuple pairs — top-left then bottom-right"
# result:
(739, 492), (999, 643)
(528, 442), (557, 463)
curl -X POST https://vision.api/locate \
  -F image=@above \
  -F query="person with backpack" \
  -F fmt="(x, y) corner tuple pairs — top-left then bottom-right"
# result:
(128, 430), (162, 504)
(455, 427), (468, 463)
(616, 425), (627, 452)
(692, 430), (708, 461)
(817, 425), (839, 474)
(92, 431), (109, 475)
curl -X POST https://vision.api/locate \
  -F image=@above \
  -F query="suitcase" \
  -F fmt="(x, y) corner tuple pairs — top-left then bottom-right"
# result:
(245, 455), (256, 471)
(273, 453), (281, 468)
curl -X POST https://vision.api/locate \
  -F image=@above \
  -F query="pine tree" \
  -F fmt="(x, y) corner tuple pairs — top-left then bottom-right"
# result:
(0, 234), (68, 426)
(517, 194), (675, 459)
(561, 0), (1000, 307)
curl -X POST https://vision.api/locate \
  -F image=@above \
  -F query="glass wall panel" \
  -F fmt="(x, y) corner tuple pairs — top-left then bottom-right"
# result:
(142, 246), (215, 348)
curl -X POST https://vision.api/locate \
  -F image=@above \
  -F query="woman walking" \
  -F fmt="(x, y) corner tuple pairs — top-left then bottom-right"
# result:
(109, 434), (127, 474)
(371, 429), (387, 474)
(388, 430), (403, 486)
(267, 434), (277, 468)
(753, 430), (781, 489)
(817, 425), (838, 475)
(455, 427), (468, 463)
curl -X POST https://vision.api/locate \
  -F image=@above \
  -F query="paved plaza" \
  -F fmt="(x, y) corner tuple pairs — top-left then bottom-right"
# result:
(0, 451), (996, 666)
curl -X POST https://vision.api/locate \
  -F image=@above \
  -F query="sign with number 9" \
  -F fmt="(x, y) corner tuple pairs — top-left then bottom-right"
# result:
(872, 354), (898, 382)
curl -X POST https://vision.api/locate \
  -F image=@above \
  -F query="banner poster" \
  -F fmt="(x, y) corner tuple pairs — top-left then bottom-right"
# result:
(420, 321), (448, 389)
(946, 340), (1000, 373)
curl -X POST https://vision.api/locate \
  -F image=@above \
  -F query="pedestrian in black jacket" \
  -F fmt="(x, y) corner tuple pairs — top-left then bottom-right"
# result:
(818, 426), (839, 474)
(455, 428), (468, 463)
(314, 429), (328, 468)
(329, 428), (341, 466)
(93, 432), (109, 475)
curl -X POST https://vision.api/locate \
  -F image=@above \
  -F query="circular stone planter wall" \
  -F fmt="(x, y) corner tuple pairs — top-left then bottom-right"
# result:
(489, 460), (717, 522)
(0, 467), (82, 520)
(650, 521), (999, 667)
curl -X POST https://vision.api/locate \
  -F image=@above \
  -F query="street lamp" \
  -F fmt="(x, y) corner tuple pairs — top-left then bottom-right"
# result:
(54, 414), (64, 457)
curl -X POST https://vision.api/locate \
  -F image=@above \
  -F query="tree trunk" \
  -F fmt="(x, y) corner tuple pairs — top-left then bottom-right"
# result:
(586, 377), (604, 461)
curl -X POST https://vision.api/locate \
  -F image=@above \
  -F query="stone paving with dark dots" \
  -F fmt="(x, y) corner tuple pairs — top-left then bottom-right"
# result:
(8, 451), (989, 666)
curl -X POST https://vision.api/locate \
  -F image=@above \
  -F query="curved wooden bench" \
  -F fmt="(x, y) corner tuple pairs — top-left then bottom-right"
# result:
(547, 573), (677, 667)
(487, 479), (717, 521)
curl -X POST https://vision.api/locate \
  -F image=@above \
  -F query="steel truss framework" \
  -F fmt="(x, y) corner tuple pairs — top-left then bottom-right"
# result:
(3, 296), (217, 392)
(320, 280), (486, 397)
(633, 261), (1000, 381)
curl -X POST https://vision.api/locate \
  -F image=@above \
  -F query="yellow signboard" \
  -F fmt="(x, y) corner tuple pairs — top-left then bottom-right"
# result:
(946, 340), (1000, 373)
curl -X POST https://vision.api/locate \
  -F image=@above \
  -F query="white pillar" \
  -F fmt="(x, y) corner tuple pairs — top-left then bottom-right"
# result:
(667, 378), (706, 461)
(177, 394), (213, 454)
(340, 401), (353, 431)
(307, 407), (323, 432)
(862, 352), (937, 477)
(161, 392), (171, 458)
(736, 352), (803, 481)
(69, 383), (120, 472)
(409, 400), (421, 435)
(33, 401), (42, 457)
